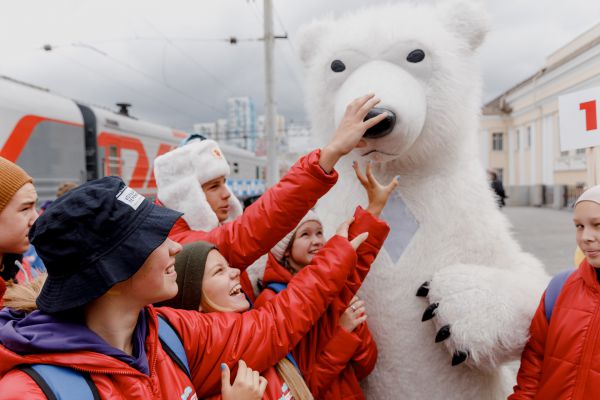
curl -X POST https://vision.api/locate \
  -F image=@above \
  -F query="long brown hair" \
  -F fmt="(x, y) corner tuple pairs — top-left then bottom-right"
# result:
(281, 232), (299, 276)
(3, 274), (46, 312)
(275, 358), (314, 400)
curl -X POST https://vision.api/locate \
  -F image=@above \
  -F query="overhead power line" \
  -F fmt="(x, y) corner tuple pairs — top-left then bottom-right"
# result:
(44, 42), (226, 115)
(48, 50), (203, 122)
(142, 18), (237, 97)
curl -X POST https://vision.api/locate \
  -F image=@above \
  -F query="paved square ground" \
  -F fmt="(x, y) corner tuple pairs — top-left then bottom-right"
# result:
(503, 207), (576, 275)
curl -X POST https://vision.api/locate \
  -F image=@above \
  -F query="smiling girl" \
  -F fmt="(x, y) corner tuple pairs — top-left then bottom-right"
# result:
(255, 162), (397, 400)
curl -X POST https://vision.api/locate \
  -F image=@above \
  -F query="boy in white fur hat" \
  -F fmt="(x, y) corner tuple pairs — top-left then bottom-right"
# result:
(155, 137), (244, 232)
(153, 94), (388, 293)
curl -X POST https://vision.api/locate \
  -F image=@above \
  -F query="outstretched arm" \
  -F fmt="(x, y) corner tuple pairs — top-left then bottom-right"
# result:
(159, 234), (365, 397)
(171, 149), (337, 268)
(172, 94), (388, 270)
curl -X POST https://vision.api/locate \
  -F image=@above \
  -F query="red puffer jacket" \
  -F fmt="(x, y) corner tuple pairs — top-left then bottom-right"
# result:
(165, 149), (337, 270)
(0, 236), (356, 399)
(255, 207), (388, 400)
(510, 259), (600, 400)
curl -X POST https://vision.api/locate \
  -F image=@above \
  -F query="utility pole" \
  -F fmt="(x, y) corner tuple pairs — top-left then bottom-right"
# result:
(263, 0), (279, 187)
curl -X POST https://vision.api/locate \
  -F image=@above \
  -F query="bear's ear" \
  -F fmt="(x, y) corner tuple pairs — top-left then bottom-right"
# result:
(437, 0), (489, 52)
(295, 18), (333, 66)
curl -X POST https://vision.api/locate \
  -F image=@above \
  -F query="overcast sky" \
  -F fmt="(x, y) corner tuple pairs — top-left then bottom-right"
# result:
(1, 0), (599, 131)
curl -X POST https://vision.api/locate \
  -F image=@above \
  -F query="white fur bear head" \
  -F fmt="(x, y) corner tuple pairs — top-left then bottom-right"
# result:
(298, 0), (489, 170)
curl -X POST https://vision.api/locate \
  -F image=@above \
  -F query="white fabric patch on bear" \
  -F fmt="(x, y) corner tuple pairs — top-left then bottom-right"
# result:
(380, 191), (419, 263)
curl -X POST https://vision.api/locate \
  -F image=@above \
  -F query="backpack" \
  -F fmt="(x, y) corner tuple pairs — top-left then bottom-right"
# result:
(544, 270), (574, 321)
(265, 282), (301, 372)
(19, 315), (190, 400)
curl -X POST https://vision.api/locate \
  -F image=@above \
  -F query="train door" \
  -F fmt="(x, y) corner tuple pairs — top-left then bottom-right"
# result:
(76, 104), (101, 181)
(90, 106), (180, 198)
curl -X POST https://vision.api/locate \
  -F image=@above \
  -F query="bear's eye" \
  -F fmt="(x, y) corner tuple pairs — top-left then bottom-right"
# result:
(330, 59), (346, 73)
(407, 49), (425, 63)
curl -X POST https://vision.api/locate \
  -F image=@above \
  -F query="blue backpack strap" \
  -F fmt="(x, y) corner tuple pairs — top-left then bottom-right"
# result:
(264, 282), (302, 372)
(157, 314), (191, 379)
(266, 282), (288, 294)
(20, 364), (99, 400)
(544, 270), (574, 321)
(19, 316), (191, 399)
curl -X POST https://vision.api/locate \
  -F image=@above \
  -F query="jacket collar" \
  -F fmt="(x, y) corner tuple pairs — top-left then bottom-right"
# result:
(262, 252), (294, 286)
(579, 258), (600, 292)
(0, 306), (162, 377)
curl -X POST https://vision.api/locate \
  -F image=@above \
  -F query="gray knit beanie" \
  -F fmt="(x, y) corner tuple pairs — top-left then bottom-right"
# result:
(157, 241), (216, 310)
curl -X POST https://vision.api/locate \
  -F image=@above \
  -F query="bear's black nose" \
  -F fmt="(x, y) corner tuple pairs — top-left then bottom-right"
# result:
(363, 108), (396, 139)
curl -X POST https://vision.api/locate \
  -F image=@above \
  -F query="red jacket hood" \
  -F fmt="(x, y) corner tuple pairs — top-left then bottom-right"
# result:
(263, 253), (294, 286)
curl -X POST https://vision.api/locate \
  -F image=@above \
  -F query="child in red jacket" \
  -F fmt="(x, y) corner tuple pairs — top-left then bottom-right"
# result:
(510, 185), (600, 399)
(0, 156), (38, 305)
(254, 162), (397, 400)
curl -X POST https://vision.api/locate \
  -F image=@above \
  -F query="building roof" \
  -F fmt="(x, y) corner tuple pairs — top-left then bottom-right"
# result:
(483, 22), (600, 116)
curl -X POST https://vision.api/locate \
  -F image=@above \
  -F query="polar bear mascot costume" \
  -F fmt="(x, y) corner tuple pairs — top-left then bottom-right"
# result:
(296, 1), (549, 398)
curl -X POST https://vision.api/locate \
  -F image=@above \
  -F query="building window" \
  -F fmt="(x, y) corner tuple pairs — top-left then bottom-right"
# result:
(576, 148), (586, 155)
(515, 130), (520, 152)
(492, 132), (503, 151)
(560, 150), (569, 157)
(526, 127), (532, 149)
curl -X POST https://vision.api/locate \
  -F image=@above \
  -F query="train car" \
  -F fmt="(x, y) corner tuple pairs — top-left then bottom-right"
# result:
(0, 75), (266, 204)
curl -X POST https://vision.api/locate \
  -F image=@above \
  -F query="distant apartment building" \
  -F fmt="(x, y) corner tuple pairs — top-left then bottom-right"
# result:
(216, 118), (228, 142)
(227, 97), (257, 152)
(193, 122), (218, 140)
(256, 114), (286, 156)
(286, 122), (312, 155)
(480, 23), (600, 207)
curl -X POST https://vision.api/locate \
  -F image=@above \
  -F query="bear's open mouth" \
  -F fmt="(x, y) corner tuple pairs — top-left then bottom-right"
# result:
(362, 149), (397, 157)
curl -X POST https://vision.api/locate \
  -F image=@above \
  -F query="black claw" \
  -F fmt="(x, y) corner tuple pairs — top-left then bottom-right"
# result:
(421, 303), (439, 321)
(416, 281), (430, 297)
(435, 325), (451, 343)
(451, 351), (468, 366)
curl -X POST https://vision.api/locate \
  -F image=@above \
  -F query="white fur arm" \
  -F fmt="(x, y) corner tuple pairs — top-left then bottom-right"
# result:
(418, 263), (548, 371)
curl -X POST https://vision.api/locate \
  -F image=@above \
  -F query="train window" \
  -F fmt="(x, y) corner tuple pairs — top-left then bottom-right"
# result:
(233, 162), (239, 174)
(107, 145), (120, 175)
(16, 120), (86, 201)
(106, 119), (119, 128)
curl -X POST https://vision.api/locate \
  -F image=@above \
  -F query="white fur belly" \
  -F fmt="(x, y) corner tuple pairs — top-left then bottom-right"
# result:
(359, 230), (513, 400)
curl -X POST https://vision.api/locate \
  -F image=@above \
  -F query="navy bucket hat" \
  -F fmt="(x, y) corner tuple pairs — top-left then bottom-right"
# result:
(30, 176), (182, 313)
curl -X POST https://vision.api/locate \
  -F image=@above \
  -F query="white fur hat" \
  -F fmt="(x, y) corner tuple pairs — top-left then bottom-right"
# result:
(154, 139), (243, 231)
(576, 185), (600, 206)
(271, 210), (322, 262)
